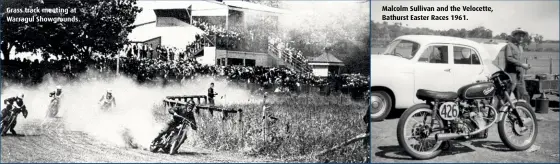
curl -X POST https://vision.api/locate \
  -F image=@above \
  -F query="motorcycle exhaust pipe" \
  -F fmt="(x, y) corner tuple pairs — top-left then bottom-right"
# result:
(435, 133), (463, 141)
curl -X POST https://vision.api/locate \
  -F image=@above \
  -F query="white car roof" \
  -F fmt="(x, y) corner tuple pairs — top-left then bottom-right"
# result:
(395, 35), (481, 46)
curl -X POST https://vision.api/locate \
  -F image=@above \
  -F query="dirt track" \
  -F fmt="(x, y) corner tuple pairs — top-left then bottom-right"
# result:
(1, 118), (276, 163)
(372, 106), (560, 162)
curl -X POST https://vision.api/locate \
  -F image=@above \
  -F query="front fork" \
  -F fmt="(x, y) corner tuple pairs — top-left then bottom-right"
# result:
(498, 92), (525, 127)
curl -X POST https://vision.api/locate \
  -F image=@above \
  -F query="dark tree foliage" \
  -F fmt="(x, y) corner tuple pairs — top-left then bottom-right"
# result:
(1, 0), (142, 61)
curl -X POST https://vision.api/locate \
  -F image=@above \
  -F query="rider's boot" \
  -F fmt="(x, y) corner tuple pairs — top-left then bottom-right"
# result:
(9, 122), (17, 135)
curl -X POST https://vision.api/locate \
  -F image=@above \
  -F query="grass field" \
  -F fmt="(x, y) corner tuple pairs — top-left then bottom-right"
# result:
(371, 47), (560, 75)
(152, 92), (370, 162)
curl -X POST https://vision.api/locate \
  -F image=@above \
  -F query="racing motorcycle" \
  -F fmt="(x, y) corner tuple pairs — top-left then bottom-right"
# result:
(396, 70), (537, 160)
(149, 117), (194, 155)
(99, 100), (114, 111)
(1, 106), (26, 135)
(46, 97), (59, 118)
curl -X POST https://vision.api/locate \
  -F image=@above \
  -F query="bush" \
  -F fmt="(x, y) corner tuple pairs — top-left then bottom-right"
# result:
(153, 93), (369, 162)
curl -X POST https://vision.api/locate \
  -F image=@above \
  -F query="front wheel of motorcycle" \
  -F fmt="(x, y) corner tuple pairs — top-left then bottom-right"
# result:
(498, 101), (538, 151)
(397, 103), (445, 160)
(169, 133), (182, 155)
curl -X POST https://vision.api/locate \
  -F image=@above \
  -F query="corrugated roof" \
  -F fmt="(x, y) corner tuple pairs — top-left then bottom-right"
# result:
(308, 53), (344, 64)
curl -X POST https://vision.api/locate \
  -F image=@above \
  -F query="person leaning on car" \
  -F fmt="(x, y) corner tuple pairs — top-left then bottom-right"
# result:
(505, 28), (531, 102)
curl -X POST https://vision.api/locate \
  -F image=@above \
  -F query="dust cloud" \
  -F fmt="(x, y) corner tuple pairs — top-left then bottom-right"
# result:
(1, 70), (257, 149)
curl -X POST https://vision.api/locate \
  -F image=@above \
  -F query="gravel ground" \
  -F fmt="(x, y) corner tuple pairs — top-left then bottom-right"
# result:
(1, 118), (277, 163)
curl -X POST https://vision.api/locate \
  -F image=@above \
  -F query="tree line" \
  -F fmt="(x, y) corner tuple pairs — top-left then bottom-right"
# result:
(371, 20), (557, 52)
(1, 0), (142, 61)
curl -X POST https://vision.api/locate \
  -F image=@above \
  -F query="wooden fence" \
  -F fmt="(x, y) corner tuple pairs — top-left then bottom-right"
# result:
(163, 95), (245, 142)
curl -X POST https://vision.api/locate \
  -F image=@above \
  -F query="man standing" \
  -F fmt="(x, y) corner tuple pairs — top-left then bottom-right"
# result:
(208, 83), (218, 106)
(505, 28), (531, 102)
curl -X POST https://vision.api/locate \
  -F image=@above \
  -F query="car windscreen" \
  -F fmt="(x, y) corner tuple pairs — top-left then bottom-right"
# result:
(382, 40), (420, 60)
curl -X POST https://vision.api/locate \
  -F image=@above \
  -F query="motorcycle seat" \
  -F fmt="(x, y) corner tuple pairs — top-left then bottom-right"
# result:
(416, 89), (458, 101)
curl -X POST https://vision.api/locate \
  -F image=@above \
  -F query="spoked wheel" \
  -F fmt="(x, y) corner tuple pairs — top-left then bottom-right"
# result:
(47, 102), (58, 118)
(397, 104), (445, 160)
(169, 132), (184, 155)
(1, 116), (15, 136)
(149, 139), (162, 153)
(498, 102), (538, 151)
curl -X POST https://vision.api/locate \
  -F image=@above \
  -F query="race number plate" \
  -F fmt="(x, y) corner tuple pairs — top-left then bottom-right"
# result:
(438, 102), (459, 120)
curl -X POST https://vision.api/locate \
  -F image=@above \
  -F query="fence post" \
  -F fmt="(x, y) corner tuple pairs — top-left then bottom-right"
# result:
(238, 109), (244, 148)
(550, 57), (553, 74)
(262, 93), (268, 143)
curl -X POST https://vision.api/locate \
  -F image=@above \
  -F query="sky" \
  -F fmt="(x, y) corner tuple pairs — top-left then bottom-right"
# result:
(371, 1), (560, 40)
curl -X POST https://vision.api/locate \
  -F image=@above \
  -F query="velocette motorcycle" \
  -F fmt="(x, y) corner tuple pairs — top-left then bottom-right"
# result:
(396, 70), (537, 159)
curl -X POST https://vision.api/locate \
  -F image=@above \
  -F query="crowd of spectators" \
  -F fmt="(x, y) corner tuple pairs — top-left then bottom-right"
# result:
(122, 35), (208, 61)
(192, 19), (307, 69)
(2, 55), (368, 98)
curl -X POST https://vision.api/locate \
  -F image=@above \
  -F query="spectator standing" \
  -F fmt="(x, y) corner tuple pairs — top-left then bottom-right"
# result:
(208, 82), (218, 106)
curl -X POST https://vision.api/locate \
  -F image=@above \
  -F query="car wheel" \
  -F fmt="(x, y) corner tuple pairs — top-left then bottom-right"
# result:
(371, 90), (392, 121)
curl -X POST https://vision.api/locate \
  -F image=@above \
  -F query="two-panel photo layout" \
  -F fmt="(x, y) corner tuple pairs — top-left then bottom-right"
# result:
(0, 0), (558, 163)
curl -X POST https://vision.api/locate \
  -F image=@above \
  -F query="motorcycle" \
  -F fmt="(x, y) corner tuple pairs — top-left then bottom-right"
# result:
(396, 70), (537, 160)
(99, 100), (114, 111)
(46, 97), (59, 118)
(1, 107), (25, 135)
(149, 117), (194, 155)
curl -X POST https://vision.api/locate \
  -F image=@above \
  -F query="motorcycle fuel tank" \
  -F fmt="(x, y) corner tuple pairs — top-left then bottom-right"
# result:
(457, 82), (496, 99)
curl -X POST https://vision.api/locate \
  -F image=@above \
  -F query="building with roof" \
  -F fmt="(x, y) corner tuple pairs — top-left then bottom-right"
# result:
(308, 52), (345, 77)
(127, 0), (290, 67)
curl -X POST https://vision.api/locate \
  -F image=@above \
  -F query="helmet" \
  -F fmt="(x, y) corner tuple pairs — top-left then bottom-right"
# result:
(511, 28), (528, 37)
(56, 86), (62, 90)
(107, 89), (112, 94)
(186, 100), (195, 108)
(17, 93), (24, 98)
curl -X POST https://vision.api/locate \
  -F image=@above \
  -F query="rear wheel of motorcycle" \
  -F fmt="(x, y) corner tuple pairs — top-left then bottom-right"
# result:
(2, 117), (15, 135)
(149, 144), (159, 153)
(397, 103), (444, 160)
(0, 121), (6, 135)
(47, 103), (57, 118)
(498, 101), (538, 151)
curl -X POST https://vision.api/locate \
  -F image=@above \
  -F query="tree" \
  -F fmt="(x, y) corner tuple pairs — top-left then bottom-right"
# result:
(1, 0), (142, 61)
(1, 0), (45, 60)
(494, 33), (508, 40)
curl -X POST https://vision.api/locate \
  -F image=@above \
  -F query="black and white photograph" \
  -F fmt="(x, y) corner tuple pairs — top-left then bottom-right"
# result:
(370, 0), (559, 162)
(0, 0), (370, 163)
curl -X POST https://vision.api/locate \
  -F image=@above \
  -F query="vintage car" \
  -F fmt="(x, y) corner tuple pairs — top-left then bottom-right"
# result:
(370, 35), (507, 121)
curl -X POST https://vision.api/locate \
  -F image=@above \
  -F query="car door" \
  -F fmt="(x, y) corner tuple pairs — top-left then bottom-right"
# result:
(451, 44), (485, 89)
(413, 44), (454, 103)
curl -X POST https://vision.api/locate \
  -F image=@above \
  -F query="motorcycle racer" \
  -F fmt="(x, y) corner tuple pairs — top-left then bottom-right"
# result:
(2, 94), (28, 135)
(49, 86), (63, 103)
(151, 100), (197, 145)
(99, 89), (116, 109)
